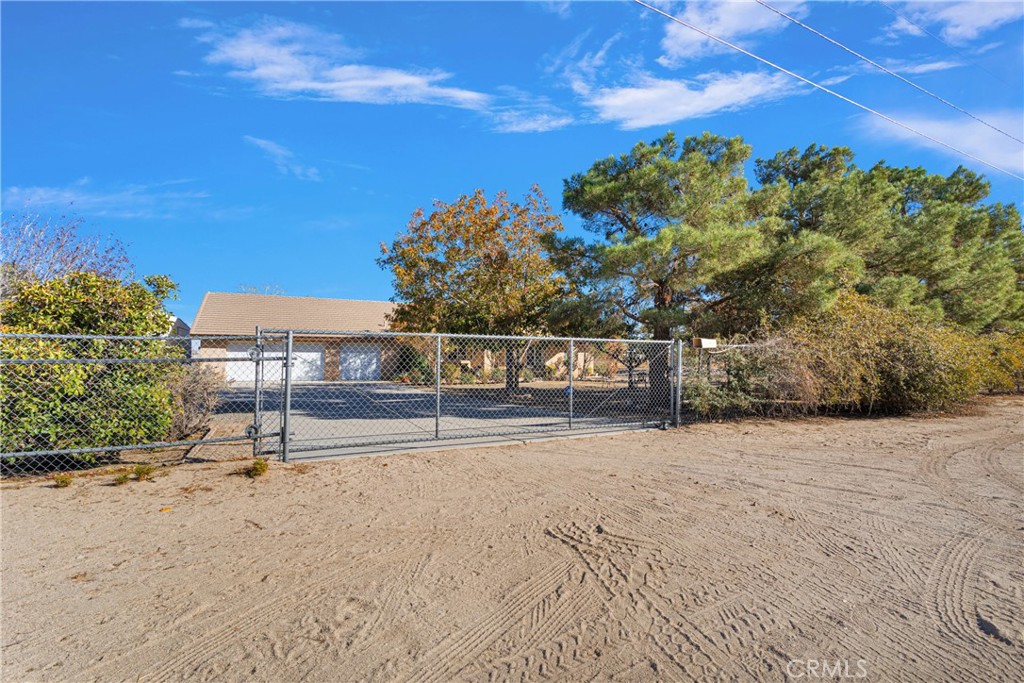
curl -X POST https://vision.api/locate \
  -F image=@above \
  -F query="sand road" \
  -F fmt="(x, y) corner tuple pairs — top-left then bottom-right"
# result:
(2, 397), (1022, 682)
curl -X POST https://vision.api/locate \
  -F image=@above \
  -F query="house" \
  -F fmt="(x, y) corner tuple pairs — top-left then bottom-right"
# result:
(167, 315), (191, 337)
(190, 292), (395, 383)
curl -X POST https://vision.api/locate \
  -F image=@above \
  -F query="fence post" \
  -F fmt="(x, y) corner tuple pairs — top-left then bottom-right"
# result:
(667, 340), (674, 425)
(568, 340), (574, 430)
(435, 335), (442, 439)
(281, 330), (293, 463)
(674, 338), (683, 427)
(253, 326), (262, 457)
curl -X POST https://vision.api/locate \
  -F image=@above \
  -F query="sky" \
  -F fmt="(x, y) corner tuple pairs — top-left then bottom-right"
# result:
(3, 0), (1022, 325)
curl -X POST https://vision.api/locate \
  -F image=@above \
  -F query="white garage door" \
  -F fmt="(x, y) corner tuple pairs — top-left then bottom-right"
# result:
(339, 344), (381, 381)
(290, 343), (325, 382)
(225, 342), (324, 383)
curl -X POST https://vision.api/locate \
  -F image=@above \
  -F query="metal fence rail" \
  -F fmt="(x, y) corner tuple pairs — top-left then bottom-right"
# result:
(0, 330), (724, 475)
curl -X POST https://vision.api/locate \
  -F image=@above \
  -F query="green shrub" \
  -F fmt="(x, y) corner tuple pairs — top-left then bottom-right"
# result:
(113, 473), (131, 486)
(782, 293), (985, 414)
(390, 343), (431, 383)
(520, 367), (535, 383)
(592, 360), (616, 379)
(133, 463), (156, 481)
(687, 378), (755, 419)
(459, 371), (478, 384)
(491, 367), (506, 383)
(687, 293), (996, 419)
(0, 272), (179, 467)
(440, 361), (461, 383)
(53, 473), (73, 488)
(980, 332), (1024, 393)
(243, 458), (269, 478)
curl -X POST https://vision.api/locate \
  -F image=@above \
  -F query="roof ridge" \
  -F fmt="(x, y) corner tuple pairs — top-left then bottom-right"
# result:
(204, 291), (393, 305)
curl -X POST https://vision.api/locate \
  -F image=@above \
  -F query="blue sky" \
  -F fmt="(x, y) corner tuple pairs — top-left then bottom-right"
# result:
(3, 0), (1022, 325)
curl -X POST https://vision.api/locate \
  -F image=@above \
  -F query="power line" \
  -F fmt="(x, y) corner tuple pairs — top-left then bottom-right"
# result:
(631, 0), (1024, 181)
(877, 0), (1014, 88)
(755, 0), (1022, 145)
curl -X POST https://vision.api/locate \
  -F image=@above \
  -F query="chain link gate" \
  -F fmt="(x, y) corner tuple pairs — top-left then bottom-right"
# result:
(248, 329), (286, 460)
(257, 329), (682, 461)
(0, 331), (712, 475)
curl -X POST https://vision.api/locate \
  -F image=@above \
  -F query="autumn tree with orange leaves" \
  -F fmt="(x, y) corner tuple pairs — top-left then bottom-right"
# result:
(378, 186), (565, 391)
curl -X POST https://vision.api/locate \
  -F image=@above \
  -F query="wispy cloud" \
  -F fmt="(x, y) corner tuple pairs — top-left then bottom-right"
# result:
(824, 56), (962, 83)
(489, 87), (573, 133)
(185, 17), (490, 110)
(860, 109), (1024, 176)
(540, 1), (572, 19)
(2, 178), (210, 219)
(883, 1), (1023, 45)
(243, 136), (321, 181)
(178, 18), (215, 30)
(585, 70), (801, 129)
(885, 59), (963, 75)
(492, 109), (574, 134)
(550, 31), (624, 97)
(657, 0), (807, 67)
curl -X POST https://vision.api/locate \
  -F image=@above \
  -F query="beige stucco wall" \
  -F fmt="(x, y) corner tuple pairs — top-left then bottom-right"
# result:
(197, 339), (228, 380)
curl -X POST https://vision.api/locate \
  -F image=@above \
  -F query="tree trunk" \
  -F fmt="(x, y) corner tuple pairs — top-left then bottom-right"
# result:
(649, 283), (673, 415)
(504, 346), (521, 394)
(649, 323), (672, 416)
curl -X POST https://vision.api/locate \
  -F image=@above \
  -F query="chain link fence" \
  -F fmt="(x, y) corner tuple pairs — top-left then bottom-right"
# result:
(260, 331), (677, 458)
(1, 330), (743, 476)
(0, 333), (273, 476)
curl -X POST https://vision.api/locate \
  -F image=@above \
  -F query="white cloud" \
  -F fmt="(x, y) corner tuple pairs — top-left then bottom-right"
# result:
(178, 18), (215, 30)
(884, 1), (1023, 45)
(552, 32), (623, 97)
(886, 59), (962, 75)
(243, 136), (321, 181)
(540, 1), (572, 19)
(488, 86), (573, 133)
(585, 70), (801, 129)
(492, 109), (574, 134)
(860, 110), (1024, 176)
(187, 17), (490, 110)
(657, 0), (807, 66)
(1, 178), (210, 219)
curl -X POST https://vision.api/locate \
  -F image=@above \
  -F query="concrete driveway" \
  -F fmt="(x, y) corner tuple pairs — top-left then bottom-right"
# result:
(214, 380), (668, 455)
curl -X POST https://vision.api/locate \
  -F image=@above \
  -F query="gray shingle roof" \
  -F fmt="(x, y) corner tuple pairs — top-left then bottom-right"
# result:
(190, 292), (394, 335)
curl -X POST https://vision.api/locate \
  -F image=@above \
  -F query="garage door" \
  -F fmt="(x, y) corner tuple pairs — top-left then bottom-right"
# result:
(226, 342), (279, 384)
(225, 342), (324, 383)
(339, 344), (381, 381)
(290, 343), (325, 382)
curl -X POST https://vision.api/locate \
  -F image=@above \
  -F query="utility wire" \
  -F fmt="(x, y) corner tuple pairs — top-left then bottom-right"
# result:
(631, 0), (1024, 181)
(755, 0), (1022, 144)
(878, 0), (1013, 88)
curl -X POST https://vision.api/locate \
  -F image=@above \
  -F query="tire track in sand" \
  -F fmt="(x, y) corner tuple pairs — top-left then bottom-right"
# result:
(400, 559), (575, 683)
(919, 438), (1021, 533)
(546, 521), (753, 682)
(91, 535), (447, 683)
(923, 527), (1019, 681)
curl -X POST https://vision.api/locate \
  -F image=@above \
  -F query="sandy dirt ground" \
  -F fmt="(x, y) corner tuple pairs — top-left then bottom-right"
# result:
(2, 397), (1022, 682)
